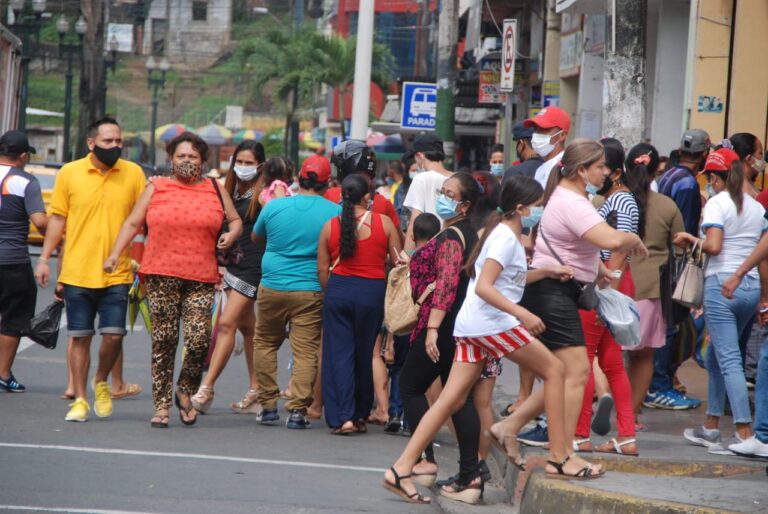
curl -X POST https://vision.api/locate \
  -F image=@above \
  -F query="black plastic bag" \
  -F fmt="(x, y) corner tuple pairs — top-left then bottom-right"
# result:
(21, 300), (64, 350)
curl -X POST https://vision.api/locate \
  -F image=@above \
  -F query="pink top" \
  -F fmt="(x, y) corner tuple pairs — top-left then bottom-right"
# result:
(140, 178), (222, 283)
(259, 179), (293, 204)
(532, 186), (604, 283)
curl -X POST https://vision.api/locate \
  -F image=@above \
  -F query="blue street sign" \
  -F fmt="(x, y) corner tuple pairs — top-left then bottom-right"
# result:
(400, 82), (437, 130)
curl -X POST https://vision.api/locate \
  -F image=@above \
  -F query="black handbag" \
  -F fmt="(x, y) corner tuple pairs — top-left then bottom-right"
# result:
(539, 227), (599, 311)
(210, 178), (244, 267)
(659, 240), (690, 326)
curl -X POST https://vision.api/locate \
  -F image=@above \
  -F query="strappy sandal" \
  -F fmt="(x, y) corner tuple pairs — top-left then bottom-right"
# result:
(231, 389), (261, 414)
(191, 385), (214, 414)
(411, 458), (437, 487)
(487, 427), (526, 470)
(546, 454), (604, 480)
(174, 392), (197, 426)
(573, 438), (593, 452)
(595, 438), (639, 456)
(439, 476), (483, 505)
(150, 411), (169, 429)
(382, 467), (431, 504)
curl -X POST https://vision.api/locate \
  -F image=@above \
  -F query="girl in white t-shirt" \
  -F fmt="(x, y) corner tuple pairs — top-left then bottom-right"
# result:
(382, 176), (603, 506)
(675, 147), (766, 452)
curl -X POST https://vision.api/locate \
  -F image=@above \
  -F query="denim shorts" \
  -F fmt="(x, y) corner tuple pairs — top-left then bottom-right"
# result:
(63, 284), (130, 337)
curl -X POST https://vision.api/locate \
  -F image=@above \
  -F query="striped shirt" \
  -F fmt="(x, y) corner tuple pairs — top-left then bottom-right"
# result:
(598, 191), (639, 261)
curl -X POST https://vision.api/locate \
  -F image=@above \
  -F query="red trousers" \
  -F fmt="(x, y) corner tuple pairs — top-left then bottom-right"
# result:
(575, 268), (636, 438)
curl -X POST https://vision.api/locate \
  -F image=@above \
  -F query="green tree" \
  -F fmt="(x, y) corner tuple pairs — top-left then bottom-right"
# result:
(312, 34), (394, 141)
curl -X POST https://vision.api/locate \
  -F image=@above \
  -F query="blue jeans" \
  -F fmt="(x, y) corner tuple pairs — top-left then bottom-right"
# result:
(63, 284), (130, 337)
(703, 273), (759, 424)
(387, 334), (411, 417)
(755, 340), (768, 443)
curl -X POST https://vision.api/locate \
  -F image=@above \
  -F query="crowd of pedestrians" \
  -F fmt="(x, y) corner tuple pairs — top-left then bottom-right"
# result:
(1, 106), (767, 506)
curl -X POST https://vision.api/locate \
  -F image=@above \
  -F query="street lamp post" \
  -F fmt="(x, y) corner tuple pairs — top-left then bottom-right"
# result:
(56, 14), (87, 162)
(8, 0), (48, 131)
(146, 56), (169, 165)
(101, 35), (119, 114)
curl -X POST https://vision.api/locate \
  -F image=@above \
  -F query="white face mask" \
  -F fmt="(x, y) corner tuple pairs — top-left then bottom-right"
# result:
(233, 164), (259, 182)
(752, 156), (766, 173)
(531, 131), (562, 158)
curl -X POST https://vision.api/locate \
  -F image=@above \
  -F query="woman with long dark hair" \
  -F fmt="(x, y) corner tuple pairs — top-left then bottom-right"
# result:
(383, 176), (601, 505)
(191, 141), (267, 415)
(623, 143), (684, 431)
(387, 173), (481, 501)
(679, 147), (765, 454)
(317, 174), (402, 434)
(572, 138), (644, 455)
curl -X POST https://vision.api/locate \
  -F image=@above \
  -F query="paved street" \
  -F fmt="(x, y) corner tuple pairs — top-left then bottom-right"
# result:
(0, 256), (459, 514)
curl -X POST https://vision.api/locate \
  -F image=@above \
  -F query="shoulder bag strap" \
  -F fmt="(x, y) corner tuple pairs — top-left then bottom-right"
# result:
(210, 178), (226, 216)
(330, 211), (371, 271)
(538, 226), (567, 267)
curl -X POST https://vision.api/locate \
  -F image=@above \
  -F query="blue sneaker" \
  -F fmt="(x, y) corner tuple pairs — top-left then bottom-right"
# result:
(644, 389), (699, 410)
(0, 373), (25, 393)
(285, 409), (310, 429)
(517, 424), (548, 447)
(257, 408), (280, 424)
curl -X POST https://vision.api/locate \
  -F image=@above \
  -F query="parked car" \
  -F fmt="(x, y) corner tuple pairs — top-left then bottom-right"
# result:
(26, 162), (61, 244)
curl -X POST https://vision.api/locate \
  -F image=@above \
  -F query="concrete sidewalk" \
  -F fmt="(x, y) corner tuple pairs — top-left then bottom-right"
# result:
(476, 359), (768, 514)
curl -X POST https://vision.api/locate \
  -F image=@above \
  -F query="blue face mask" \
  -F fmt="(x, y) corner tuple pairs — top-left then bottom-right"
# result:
(436, 193), (460, 220)
(385, 177), (395, 186)
(490, 163), (504, 177)
(521, 206), (544, 229)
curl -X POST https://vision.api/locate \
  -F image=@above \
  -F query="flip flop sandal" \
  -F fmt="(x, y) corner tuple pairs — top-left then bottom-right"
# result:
(174, 392), (197, 426)
(331, 420), (356, 435)
(366, 415), (387, 426)
(111, 383), (142, 400)
(382, 467), (431, 504)
(595, 438), (639, 456)
(546, 455), (605, 480)
(499, 403), (517, 417)
(591, 395), (614, 436)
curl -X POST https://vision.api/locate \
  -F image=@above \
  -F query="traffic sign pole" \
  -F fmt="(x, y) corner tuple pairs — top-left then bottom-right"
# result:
(435, 0), (458, 169)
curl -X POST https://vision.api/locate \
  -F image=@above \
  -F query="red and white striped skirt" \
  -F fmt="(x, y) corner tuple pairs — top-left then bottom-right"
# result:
(454, 326), (534, 363)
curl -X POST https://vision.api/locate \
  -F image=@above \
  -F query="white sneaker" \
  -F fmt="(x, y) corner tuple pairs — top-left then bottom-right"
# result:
(728, 436), (768, 458)
(708, 434), (745, 455)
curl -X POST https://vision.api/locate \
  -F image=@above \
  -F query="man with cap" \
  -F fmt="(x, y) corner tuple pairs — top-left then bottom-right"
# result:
(0, 131), (48, 393)
(523, 106), (570, 188)
(403, 133), (452, 251)
(645, 128), (711, 412)
(502, 121), (544, 183)
(251, 154), (341, 430)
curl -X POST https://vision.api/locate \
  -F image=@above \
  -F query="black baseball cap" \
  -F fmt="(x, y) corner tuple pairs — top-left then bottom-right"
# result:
(0, 131), (37, 154)
(512, 121), (534, 141)
(413, 133), (444, 153)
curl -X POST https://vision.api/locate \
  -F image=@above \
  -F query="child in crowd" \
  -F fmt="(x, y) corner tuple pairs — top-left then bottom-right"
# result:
(385, 213), (442, 434)
(259, 156), (294, 205)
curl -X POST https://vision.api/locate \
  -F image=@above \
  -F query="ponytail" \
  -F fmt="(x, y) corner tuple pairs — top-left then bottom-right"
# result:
(339, 174), (369, 258)
(624, 143), (660, 241)
(726, 160), (745, 214)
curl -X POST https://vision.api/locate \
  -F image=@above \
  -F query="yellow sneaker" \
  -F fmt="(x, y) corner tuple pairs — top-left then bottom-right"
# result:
(93, 380), (113, 418)
(65, 398), (90, 422)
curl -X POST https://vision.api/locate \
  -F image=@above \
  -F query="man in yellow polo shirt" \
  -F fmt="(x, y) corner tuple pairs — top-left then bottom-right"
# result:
(35, 117), (146, 422)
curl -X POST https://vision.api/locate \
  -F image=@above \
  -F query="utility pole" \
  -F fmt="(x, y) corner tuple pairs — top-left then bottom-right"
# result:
(603, 0), (646, 145)
(349, 0), (374, 140)
(435, 0), (458, 169)
(414, 0), (430, 77)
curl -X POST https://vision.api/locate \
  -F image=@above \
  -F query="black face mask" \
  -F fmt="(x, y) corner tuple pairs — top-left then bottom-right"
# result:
(93, 145), (122, 168)
(596, 174), (614, 196)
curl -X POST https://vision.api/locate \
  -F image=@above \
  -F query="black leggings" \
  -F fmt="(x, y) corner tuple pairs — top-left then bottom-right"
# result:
(399, 328), (480, 484)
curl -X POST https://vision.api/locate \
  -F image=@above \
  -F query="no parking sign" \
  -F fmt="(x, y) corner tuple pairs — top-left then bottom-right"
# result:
(500, 19), (517, 92)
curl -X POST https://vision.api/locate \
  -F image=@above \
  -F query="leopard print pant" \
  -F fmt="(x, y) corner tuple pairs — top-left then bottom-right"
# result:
(145, 275), (215, 411)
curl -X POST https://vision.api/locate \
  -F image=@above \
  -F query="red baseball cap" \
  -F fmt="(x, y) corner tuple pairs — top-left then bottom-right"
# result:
(300, 155), (332, 182)
(703, 148), (739, 173)
(523, 106), (571, 132)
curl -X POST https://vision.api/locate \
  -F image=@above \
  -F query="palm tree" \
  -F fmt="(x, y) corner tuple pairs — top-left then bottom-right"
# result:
(313, 34), (394, 141)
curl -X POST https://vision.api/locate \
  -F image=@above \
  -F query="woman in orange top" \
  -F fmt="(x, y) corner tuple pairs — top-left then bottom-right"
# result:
(104, 132), (242, 428)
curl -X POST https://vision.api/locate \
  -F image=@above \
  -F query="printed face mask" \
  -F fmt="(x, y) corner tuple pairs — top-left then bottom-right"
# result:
(174, 161), (202, 182)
